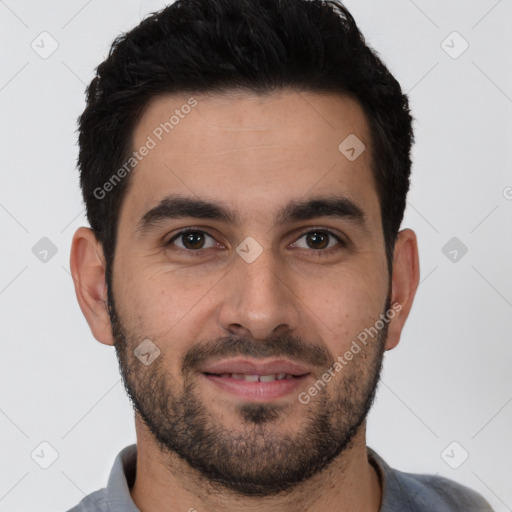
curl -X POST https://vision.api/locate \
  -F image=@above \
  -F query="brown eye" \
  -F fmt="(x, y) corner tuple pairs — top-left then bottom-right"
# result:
(182, 231), (205, 249)
(305, 231), (329, 249)
(168, 230), (217, 250)
(291, 230), (344, 251)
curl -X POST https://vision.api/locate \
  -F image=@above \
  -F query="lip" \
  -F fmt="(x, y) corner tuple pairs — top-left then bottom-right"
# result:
(200, 358), (311, 377)
(199, 358), (311, 402)
(202, 373), (309, 401)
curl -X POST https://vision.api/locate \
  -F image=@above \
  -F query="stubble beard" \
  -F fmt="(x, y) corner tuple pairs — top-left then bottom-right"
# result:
(108, 287), (389, 497)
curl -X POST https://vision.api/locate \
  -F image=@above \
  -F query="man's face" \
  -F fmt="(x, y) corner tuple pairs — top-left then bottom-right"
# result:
(109, 91), (391, 495)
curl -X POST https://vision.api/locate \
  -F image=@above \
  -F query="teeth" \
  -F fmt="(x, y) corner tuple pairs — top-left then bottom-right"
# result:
(217, 373), (295, 381)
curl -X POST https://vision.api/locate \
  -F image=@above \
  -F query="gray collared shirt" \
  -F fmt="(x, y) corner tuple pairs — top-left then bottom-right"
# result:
(65, 444), (494, 511)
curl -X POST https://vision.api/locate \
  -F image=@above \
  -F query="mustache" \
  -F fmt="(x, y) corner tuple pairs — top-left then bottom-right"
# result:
(181, 334), (332, 373)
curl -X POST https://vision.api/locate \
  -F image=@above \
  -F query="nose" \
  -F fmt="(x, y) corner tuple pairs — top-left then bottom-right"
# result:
(218, 245), (301, 341)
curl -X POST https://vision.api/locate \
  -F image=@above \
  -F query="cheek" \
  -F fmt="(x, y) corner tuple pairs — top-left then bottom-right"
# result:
(303, 269), (387, 353)
(114, 263), (224, 348)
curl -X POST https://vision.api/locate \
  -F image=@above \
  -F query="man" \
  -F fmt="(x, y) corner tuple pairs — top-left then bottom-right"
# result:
(67, 0), (493, 510)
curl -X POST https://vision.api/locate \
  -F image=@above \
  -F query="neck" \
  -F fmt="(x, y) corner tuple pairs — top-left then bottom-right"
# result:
(130, 416), (382, 512)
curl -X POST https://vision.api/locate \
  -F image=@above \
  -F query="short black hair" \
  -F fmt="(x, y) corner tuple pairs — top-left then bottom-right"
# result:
(77, 0), (414, 283)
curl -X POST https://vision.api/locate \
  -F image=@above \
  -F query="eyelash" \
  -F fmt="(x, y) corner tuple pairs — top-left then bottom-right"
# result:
(165, 227), (347, 256)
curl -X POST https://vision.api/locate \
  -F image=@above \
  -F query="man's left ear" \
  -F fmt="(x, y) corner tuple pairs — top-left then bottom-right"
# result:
(70, 227), (115, 346)
(385, 228), (420, 351)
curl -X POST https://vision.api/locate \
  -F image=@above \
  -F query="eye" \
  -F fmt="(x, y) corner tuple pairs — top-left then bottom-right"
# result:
(165, 228), (345, 255)
(290, 229), (345, 251)
(167, 229), (220, 251)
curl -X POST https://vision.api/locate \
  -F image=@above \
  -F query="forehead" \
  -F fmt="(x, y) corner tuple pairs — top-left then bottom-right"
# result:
(121, 90), (381, 230)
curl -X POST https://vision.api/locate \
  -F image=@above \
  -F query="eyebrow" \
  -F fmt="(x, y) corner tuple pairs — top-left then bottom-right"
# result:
(136, 193), (370, 235)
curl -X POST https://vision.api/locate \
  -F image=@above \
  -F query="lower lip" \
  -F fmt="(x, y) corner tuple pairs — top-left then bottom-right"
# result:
(202, 374), (309, 401)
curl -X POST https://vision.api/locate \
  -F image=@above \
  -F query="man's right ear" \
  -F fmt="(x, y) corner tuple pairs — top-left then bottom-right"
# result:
(70, 227), (115, 346)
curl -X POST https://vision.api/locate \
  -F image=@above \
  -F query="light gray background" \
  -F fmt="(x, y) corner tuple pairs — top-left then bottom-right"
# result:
(1, 1), (511, 511)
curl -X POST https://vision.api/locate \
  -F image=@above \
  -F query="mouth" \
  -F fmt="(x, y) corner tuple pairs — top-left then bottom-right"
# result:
(205, 372), (300, 382)
(200, 359), (311, 401)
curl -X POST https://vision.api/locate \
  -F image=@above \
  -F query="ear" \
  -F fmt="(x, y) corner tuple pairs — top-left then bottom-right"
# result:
(70, 227), (114, 346)
(385, 228), (420, 351)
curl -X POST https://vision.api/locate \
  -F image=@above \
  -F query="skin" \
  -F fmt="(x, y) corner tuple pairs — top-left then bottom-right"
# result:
(70, 90), (420, 512)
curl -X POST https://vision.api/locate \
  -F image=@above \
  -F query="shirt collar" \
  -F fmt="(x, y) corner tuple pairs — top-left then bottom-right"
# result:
(106, 443), (140, 511)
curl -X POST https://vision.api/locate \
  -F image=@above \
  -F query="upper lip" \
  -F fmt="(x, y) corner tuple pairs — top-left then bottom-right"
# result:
(200, 358), (311, 376)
